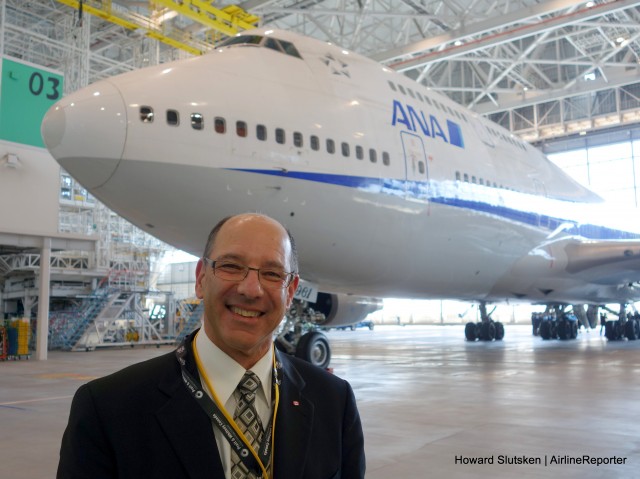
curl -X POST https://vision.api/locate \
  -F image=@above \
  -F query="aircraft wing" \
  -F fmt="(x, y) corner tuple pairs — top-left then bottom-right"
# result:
(563, 239), (640, 285)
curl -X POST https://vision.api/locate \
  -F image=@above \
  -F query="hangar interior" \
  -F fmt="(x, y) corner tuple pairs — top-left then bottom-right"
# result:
(0, 0), (639, 359)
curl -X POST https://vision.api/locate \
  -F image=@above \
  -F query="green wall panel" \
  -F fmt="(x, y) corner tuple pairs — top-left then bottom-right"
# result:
(0, 58), (64, 147)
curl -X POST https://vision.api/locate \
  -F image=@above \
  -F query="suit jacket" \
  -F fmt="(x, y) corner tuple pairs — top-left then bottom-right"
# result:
(57, 331), (365, 479)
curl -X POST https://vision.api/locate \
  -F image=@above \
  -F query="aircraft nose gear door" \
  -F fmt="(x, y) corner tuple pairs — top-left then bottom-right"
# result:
(400, 131), (429, 197)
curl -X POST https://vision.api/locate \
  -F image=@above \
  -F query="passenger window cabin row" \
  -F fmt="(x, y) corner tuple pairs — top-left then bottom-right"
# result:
(455, 171), (521, 192)
(141, 106), (523, 191)
(139, 106), (392, 166)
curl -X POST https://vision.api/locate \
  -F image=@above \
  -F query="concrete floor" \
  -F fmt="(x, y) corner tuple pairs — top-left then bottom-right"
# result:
(1, 324), (639, 478)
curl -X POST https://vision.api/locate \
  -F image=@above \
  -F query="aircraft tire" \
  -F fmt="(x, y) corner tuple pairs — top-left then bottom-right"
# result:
(539, 320), (552, 340)
(624, 320), (639, 340)
(494, 322), (505, 341)
(558, 320), (572, 340)
(295, 331), (331, 369)
(605, 321), (621, 340)
(481, 322), (496, 341)
(465, 322), (477, 341)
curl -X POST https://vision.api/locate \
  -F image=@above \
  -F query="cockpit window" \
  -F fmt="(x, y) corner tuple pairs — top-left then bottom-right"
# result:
(277, 39), (302, 59)
(218, 35), (263, 47)
(217, 34), (302, 60)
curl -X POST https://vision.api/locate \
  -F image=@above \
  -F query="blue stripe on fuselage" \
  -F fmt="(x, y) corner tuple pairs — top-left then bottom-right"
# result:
(231, 168), (640, 241)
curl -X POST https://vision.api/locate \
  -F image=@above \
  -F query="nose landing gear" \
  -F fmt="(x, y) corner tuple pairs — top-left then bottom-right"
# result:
(464, 303), (505, 341)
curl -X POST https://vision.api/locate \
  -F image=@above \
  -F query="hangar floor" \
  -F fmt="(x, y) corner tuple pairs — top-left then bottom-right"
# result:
(1, 324), (638, 478)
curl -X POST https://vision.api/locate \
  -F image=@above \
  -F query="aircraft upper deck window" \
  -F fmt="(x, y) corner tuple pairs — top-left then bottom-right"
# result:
(276, 128), (285, 144)
(382, 152), (390, 166)
(236, 121), (247, 137)
(341, 142), (350, 157)
(191, 113), (203, 130)
(293, 132), (303, 147)
(416, 92), (424, 102)
(355, 145), (364, 160)
(310, 135), (319, 151)
(455, 171), (461, 181)
(424, 96), (432, 106)
(257, 124), (267, 141)
(327, 139), (335, 154)
(398, 85), (406, 95)
(388, 81), (397, 92)
(418, 161), (424, 174)
(408, 89), (415, 99)
(215, 117), (226, 134)
(369, 149), (377, 163)
(166, 109), (179, 126)
(140, 106), (154, 123)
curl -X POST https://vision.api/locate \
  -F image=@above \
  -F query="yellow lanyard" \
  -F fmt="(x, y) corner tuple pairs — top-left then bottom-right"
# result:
(191, 335), (280, 478)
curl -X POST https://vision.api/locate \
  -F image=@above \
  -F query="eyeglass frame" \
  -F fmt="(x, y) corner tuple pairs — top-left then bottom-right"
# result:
(201, 257), (297, 289)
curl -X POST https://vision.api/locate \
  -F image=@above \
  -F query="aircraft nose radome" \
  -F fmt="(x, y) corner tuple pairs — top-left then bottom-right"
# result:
(41, 80), (127, 189)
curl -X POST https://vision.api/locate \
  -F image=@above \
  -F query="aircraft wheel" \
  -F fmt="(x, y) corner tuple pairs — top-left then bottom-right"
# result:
(465, 322), (477, 341)
(539, 320), (552, 340)
(481, 322), (496, 341)
(624, 320), (639, 340)
(605, 321), (618, 340)
(494, 322), (505, 341)
(296, 331), (331, 369)
(558, 320), (571, 340)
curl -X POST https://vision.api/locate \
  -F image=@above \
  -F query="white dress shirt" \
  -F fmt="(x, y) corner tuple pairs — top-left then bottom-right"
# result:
(194, 330), (273, 478)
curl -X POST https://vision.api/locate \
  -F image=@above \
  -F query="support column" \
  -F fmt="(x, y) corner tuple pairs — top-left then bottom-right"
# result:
(36, 237), (51, 360)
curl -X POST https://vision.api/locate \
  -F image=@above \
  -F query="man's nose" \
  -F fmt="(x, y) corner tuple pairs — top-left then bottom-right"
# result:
(237, 269), (264, 297)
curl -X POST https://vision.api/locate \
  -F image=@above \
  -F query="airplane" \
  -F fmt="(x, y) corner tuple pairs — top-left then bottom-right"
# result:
(41, 27), (640, 368)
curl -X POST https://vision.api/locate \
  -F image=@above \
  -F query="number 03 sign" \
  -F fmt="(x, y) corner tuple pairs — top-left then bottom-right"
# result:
(0, 58), (64, 148)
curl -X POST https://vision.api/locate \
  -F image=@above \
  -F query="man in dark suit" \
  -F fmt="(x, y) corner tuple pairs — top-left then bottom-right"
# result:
(57, 213), (366, 479)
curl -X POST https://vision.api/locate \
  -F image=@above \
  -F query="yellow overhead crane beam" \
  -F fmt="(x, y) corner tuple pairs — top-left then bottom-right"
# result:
(151, 0), (260, 38)
(55, 0), (259, 56)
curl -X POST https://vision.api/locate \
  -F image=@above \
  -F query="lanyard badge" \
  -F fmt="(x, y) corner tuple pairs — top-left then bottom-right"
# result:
(175, 336), (280, 478)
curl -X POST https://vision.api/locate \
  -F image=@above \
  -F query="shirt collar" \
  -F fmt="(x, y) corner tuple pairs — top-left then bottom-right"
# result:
(194, 329), (273, 406)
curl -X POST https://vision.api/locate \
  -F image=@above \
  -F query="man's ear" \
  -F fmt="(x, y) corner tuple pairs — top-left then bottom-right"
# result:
(195, 259), (206, 299)
(285, 275), (300, 308)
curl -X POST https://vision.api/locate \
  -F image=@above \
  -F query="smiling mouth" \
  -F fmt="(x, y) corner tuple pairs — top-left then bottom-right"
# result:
(230, 306), (263, 318)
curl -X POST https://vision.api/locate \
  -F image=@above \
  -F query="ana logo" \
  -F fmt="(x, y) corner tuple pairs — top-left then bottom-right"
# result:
(391, 100), (464, 148)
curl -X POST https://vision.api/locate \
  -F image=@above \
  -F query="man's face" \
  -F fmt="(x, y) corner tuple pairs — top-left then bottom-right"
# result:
(195, 215), (299, 368)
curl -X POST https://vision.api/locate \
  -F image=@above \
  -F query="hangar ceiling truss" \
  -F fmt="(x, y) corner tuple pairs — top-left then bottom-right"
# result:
(3, 0), (640, 141)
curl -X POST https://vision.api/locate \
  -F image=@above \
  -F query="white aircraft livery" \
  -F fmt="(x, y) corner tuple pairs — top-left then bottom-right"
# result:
(42, 28), (640, 365)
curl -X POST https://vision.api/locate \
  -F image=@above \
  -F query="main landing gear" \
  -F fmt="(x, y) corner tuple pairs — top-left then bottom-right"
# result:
(532, 304), (640, 341)
(601, 304), (640, 341)
(275, 299), (332, 369)
(464, 303), (505, 341)
(531, 305), (589, 340)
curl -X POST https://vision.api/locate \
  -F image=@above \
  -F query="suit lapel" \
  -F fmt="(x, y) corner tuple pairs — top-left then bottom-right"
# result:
(273, 353), (314, 479)
(155, 333), (224, 479)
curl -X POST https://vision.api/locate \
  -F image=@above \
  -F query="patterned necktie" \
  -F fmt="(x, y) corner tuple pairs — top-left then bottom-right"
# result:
(231, 371), (264, 479)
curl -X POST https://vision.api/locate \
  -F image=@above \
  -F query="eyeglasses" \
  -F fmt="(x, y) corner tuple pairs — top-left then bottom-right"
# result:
(202, 257), (295, 289)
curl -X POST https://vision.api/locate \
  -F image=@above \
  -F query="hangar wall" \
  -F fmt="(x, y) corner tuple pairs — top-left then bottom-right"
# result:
(0, 141), (60, 236)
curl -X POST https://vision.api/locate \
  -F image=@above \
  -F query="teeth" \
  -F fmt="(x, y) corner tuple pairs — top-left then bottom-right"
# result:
(231, 306), (261, 318)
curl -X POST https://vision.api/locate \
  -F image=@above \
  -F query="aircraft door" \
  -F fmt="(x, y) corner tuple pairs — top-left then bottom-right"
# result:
(400, 131), (429, 187)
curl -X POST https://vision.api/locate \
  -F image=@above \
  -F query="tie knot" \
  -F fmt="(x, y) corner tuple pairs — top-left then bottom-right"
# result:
(238, 371), (261, 395)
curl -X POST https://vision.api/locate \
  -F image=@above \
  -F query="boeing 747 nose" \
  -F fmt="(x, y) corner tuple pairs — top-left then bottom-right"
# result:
(41, 79), (127, 189)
